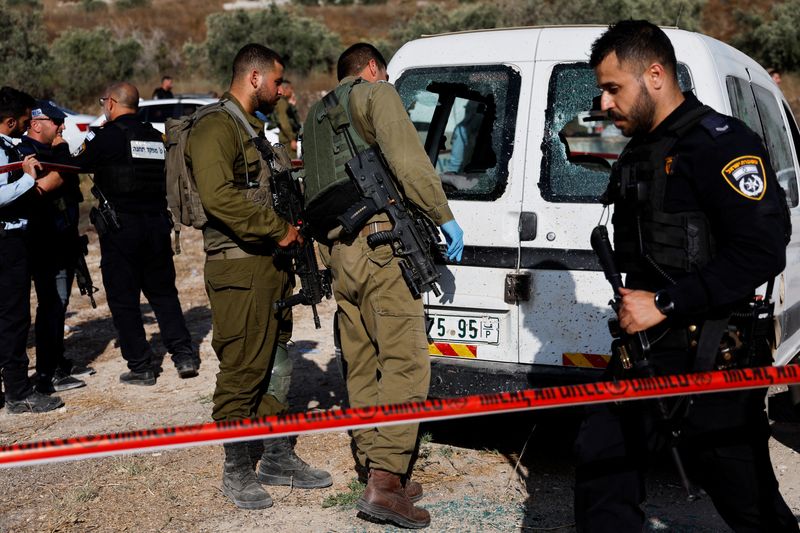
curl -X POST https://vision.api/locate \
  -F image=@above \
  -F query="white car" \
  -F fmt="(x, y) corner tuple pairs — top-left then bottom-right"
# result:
(89, 96), (217, 133)
(41, 101), (96, 154)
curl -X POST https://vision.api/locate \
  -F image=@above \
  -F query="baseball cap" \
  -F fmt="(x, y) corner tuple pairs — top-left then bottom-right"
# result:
(31, 100), (67, 124)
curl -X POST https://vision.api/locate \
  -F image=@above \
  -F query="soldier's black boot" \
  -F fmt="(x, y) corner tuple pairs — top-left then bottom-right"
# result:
(222, 442), (272, 509)
(256, 437), (332, 488)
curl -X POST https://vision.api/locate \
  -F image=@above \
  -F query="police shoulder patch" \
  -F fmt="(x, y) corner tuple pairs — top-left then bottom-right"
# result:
(720, 155), (766, 200)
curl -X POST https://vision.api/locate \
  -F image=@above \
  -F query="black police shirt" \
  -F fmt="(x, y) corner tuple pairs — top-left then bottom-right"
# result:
(638, 93), (788, 317)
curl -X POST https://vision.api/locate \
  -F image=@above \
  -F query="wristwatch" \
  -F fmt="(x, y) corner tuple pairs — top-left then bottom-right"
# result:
(654, 290), (675, 316)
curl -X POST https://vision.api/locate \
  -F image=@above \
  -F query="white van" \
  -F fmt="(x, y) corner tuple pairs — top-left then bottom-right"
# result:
(386, 26), (800, 396)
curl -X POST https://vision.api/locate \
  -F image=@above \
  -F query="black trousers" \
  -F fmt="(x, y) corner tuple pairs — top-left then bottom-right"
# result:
(98, 211), (193, 373)
(574, 344), (798, 532)
(29, 226), (77, 378)
(0, 233), (33, 401)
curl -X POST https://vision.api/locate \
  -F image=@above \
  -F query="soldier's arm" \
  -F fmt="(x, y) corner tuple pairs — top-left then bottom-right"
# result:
(188, 115), (290, 244)
(359, 82), (454, 226)
(660, 128), (787, 316)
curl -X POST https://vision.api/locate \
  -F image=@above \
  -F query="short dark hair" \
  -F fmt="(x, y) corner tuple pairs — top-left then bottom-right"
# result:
(232, 44), (284, 81)
(161, 75), (172, 83)
(590, 20), (677, 79)
(0, 86), (35, 121)
(337, 43), (387, 81)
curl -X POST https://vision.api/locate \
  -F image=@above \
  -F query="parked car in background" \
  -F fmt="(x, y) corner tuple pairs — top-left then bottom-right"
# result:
(89, 96), (218, 133)
(42, 101), (96, 154)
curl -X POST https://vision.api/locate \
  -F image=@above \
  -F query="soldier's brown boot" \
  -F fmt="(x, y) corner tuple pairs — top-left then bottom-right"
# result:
(403, 478), (424, 503)
(357, 466), (423, 502)
(356, 468), (430, 529)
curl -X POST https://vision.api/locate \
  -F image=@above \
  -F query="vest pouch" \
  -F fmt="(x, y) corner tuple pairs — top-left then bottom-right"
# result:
(303, 181), (362, 240)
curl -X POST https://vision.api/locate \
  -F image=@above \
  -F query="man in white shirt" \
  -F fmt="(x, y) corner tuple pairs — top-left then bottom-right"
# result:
(0, 86), (64, 413)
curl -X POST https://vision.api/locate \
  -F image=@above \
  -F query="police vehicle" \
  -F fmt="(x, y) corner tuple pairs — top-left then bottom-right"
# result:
(386, 26), (800, 396)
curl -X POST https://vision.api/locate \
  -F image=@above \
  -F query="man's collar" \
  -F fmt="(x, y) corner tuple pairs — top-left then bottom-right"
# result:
(649, 92), (701, 137)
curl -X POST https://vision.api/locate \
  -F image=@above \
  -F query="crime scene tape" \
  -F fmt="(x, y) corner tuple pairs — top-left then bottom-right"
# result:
(2, 365), (800, 469)
(0, 161), (82, 175)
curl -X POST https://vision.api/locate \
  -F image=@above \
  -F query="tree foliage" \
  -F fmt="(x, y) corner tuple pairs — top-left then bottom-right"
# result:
(48, 28), (142, 104)
(389, 3), (504, 54)
(730, 1), (800, 71)
(0, 0), (50, 93)
(506, 0), (705, 29)
(203, 6), (341, 83)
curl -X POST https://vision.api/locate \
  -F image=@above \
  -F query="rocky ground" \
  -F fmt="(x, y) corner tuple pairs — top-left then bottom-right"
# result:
(0, 228), (798, 532)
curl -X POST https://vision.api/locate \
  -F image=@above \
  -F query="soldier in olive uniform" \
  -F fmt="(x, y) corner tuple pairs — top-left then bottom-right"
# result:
(185, 43), (331, 511)
(268, 80), (301, 158)
(302, 43), (464, 529)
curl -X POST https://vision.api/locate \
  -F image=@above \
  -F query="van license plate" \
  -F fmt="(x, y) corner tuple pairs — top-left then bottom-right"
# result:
(428, 315), (499, 344)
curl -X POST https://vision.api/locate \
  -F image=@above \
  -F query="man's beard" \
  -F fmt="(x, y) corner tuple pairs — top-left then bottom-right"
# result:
(612, 81), (656, 137)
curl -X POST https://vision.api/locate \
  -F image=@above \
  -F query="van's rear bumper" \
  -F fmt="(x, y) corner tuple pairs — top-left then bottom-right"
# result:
(429, 356), (604, 397)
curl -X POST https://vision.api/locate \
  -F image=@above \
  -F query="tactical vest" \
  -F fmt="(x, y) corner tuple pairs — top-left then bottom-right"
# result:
(0, 136), (29, 223)
(94, 120), (166, 205)
(609, 105), (717, 279)
(302, 79), (371, 235)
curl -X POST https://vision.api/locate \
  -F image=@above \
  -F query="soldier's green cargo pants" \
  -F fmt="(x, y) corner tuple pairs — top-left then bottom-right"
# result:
(322, 236), (431, 475)
(204, 254), (291, 422)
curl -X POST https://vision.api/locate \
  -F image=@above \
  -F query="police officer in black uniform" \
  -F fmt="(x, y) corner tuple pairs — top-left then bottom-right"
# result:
(0, 87), (64, 413)
(73, 82), (198, 386)
(574, 21), (799, 532)
(18, 101), (93, 394)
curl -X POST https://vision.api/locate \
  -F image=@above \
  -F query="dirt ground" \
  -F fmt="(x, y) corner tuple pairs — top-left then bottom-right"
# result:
(1, 228), (799, 532)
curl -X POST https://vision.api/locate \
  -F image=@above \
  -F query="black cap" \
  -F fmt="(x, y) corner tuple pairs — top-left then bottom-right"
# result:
(31, 100), (67, 122)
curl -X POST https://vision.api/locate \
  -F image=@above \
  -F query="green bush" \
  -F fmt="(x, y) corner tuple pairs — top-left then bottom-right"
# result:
(48, 28), (142, 104)
(504, 0), (705, 30)
(0, 0), (50, 93)
(81, 0), (107, 11)
(389, 3), (504, 53)
(203, 6), (341, 82)
(116, 0), (151, 9)
(730, 1), (800, 71)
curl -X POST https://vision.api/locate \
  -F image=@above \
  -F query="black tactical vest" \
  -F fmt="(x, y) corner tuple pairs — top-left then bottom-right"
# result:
(0, 136), (29, 223)
(608, 105), (716, 279)
(94, 120), (166, 208)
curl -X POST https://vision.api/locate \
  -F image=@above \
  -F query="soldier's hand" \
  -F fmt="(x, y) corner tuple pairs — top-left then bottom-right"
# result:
(618, 288), (666, 334)
(277, 224), (303, 248)
(35, 171), (64, 194)
(21, 155), (42, 177)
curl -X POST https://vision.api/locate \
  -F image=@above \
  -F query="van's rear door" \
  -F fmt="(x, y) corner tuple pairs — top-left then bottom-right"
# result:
(394, 63), (526, 366)
(517, 53), (617, 371)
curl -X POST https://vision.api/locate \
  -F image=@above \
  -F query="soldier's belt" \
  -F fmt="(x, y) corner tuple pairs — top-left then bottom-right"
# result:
(333, 220), (393, 245)
(206, 247), (258, 261)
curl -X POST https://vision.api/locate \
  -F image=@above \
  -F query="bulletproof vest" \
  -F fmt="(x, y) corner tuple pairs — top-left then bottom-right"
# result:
(609, 105), (717, 278)
(302, 79), (371, 234)
(0, 136), (29, 223)
(94, 119), (166, 208)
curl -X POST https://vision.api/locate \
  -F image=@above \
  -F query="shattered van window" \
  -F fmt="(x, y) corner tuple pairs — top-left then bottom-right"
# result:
(395, 65), (521, 200)
(542, 62), (692, 203)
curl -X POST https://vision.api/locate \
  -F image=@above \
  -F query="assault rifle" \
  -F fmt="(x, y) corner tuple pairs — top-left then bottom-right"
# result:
(591, 225), (699, 501)
(88, 179), (121, 235)
(338, 146), (442, 298)
(75, 234), (98, 308)
(253, 138), (332, 329)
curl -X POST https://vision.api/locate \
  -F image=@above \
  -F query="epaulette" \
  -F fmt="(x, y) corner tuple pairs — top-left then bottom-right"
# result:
(699, 113), (733, 138)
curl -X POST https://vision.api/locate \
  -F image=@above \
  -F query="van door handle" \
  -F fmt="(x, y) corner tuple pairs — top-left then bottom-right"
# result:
(519, 211), (537, 241)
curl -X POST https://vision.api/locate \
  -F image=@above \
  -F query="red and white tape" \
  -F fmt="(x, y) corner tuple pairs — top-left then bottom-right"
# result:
(2, 365), (799, 469)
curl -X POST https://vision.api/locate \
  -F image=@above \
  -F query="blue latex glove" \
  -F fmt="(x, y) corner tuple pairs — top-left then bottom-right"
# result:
(440, 219), (464, 262)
